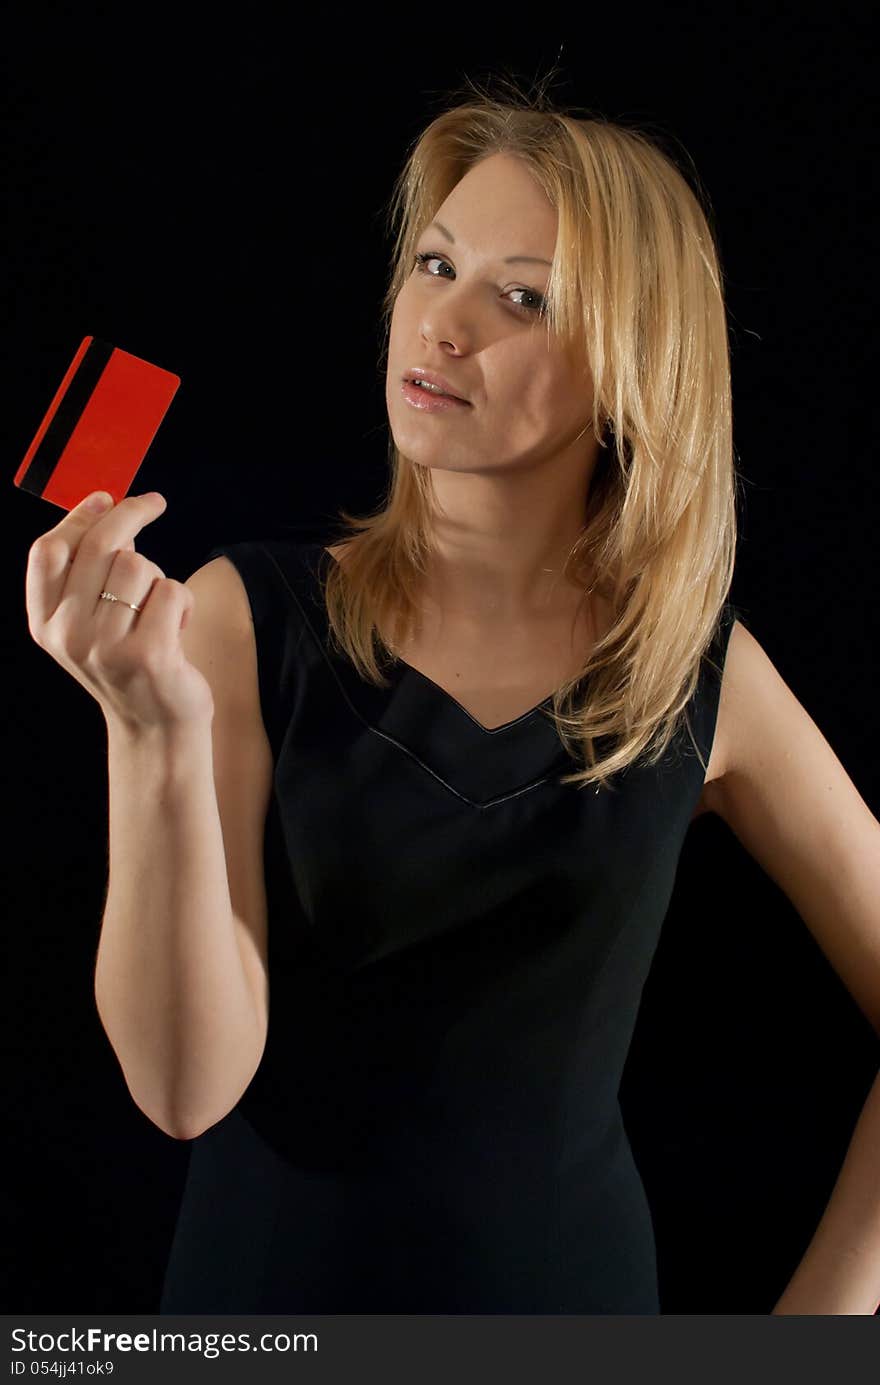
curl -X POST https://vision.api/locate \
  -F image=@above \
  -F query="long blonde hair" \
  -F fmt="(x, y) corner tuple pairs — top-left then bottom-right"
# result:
(321, 72), (740, 792)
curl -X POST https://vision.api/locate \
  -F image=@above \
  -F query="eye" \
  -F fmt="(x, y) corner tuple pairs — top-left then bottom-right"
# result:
(412, 251), (548, 317)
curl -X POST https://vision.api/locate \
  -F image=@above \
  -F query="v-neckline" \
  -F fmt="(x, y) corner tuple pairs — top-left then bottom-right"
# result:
(271, 541), (576, 807)
(391, 657), (554, 736)
(319, 544), (557, 737)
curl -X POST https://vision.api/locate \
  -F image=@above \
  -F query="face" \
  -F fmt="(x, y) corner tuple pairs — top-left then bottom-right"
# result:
(386, 151), (595, 480)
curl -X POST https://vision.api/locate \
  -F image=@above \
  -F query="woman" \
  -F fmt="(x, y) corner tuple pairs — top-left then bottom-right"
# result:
(28, 81), (880, 1315)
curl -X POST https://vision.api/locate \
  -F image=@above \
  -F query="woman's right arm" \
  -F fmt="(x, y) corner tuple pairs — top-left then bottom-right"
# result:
(25, 494), (271, 1141)
(95, 710), (268, 1141)
(94, 556), (273, 1141)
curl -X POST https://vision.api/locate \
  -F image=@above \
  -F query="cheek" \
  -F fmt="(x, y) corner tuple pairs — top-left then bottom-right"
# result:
(488, 355), (572, 418)
(390, 282), (416, 327)
(530, 347), (589, 412)
(485, 345), (542, 397)
(500, 369), (588, 446)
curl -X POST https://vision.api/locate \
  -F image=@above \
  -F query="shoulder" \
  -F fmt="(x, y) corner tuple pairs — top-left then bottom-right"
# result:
(180, 554), (276, 745)
(185, 552), (255, 633)
(187, 538), (326, 628)
(710, 616), (787, 783)
(707, 615), (833, 824)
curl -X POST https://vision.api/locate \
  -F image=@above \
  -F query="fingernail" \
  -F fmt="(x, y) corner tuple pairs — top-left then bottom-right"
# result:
(85, 492), (113, 512)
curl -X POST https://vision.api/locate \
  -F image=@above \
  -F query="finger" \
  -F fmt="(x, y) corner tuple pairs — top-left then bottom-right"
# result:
(26, 491), (118, 628)
(62, 492), (167, 614)
(93, 548), (164, 624)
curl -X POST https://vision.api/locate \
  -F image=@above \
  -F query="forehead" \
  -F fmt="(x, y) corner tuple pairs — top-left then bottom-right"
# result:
(434, 154), (558, 246)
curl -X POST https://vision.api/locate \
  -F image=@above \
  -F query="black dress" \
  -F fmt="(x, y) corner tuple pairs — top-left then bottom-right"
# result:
(158, 539), (736, 1315)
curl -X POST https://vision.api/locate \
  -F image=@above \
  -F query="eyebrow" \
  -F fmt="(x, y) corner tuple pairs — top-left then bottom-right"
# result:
(425, 220), (553, 269)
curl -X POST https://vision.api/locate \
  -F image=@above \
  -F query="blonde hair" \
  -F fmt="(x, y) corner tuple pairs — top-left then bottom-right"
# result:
(321, 71), (740, 792)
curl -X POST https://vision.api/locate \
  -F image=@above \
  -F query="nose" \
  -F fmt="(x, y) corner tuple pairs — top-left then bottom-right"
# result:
(417, 286), (477, 355)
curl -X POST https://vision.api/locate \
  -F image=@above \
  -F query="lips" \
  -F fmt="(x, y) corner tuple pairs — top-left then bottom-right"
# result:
(401, 379), (469, 411)
(403, 367), (470, 403)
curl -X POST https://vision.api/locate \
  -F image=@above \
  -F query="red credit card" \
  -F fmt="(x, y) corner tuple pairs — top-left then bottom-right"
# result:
(14, 336), (181, 511)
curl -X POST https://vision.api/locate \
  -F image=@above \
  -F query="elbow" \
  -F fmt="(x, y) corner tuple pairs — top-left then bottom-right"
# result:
(164, 1113), (228, 1141)
(132, 1098), (199, 1141)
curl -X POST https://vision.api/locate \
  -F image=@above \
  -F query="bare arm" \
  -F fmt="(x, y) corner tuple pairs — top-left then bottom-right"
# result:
(93, 718), (266, 1140)
(25, 498), (270, 1141)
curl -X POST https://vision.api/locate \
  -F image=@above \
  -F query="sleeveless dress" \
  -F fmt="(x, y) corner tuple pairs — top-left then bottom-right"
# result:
(158, 538), (737, 1315)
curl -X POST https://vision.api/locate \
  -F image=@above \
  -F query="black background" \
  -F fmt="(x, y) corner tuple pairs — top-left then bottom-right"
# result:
(3, 5), (878, 1315)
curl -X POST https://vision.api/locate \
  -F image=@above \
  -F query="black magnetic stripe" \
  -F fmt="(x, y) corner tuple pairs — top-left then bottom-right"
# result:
(20, 337), (116, 496)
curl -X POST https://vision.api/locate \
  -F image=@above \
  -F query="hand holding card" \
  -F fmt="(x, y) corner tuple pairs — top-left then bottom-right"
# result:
(14, 336), (180, 511)
(25, 491), (215, 733)
(19, 337), (212, 731)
